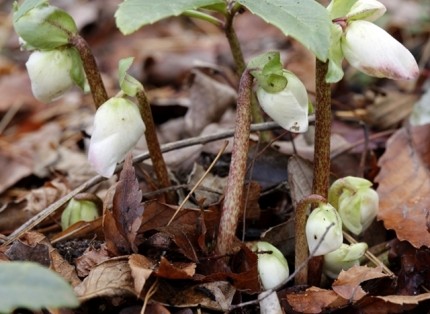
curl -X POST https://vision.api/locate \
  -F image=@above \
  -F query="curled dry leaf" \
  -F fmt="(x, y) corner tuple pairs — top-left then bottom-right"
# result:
(376, 125), (430, 248)
(74, 257), (135, 302)
(155, 256), (196, 279)
(128, 254), (154, 296)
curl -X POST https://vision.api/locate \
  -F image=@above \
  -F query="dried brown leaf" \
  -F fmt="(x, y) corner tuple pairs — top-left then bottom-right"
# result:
(156, 256), (196, 279)
(75, 244), (110, 278)
(128, 254), (154, 296)
(376, 125), (430, 248)
(74, 257), (135, 302)
(286, 287), (346, 313)
(112, 154), (145, 252)
(332, 265), (388, 301)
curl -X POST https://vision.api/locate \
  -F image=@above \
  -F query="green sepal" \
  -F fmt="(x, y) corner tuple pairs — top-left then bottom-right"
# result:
(69, 47), (87, 91)
(248, 51), (287, 93)
(326, 0), (357, 20)
(13, 0), (77, 50)
(308, 100), (314, 115)
(118, 57), (143, 97)
(326, 23), (345, 83)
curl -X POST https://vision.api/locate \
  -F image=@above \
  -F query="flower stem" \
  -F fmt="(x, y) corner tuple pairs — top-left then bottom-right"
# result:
(69, 34), (108, 108)
(136, 90), (173, 203)
(308, 59), (332, 286)
(223, 8), (271, 142)
(216, 69), (253, 255)
(294, 194), (327, 286)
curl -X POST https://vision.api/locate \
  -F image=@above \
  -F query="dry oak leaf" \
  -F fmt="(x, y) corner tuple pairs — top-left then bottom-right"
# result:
(286, 287), (346, 314)
(128, 254), (155, 296)
(332, 265), (389, 301)
(375, 124), (430, 248)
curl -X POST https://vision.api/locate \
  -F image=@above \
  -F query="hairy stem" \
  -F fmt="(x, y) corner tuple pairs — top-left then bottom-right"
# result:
(69, 34), (108, 108)
(224, 8), (271, 142)
(216, 70), (253, 255)
(136, 90), (173, 203)
(294, 194), (327, 286)
(308, 59), (331, 286)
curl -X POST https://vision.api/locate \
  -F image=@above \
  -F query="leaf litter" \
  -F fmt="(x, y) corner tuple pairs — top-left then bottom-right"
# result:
(1, 0), (430, 312)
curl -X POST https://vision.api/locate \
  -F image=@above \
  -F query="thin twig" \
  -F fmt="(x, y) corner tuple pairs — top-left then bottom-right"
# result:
(167, 140), (229, 226)
(1, 122), (282, 246)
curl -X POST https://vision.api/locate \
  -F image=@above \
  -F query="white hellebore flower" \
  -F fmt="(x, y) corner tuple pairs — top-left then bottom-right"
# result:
(256, 71), (309, 133)
(323, 242), (368, 279)
(328, 176), (379, 235)
(342, 20), (419, 80)
(346, 0), (386, 22)
(306, 203), (343, 256)
(26, 48), (75, 102)
(88, 97), (145, 177)
(253, 241), (290, 290)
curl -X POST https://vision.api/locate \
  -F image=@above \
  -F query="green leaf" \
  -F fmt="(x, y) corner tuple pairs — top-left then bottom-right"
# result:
(13, 1), (77, 49)
(237, 0), (331, 61)
(69, 47), (87, 91)
(248, 52), (287, 93)
(0, 262), (79, 313)
(115, 0), (224, 35)
(118, 57), (143, 97)
(326, 0), (357, 20)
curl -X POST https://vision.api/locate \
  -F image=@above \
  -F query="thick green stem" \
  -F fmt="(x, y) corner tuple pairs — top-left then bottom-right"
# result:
(136, 90), (173, 203)
(308, 60), (331, 286)
(216, 70), (253, 255)
(294, 194), (327, 286)
(69, 35), (108, 108)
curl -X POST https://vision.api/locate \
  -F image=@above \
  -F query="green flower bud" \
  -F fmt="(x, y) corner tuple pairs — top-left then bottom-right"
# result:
(305, 203), (343, 256)
(252, 241), (290, 290)
(323, 242), (368, 279)
(328, 176), (379, 235)
(61, 195), (101, 230)
(13, 1), (77, 50)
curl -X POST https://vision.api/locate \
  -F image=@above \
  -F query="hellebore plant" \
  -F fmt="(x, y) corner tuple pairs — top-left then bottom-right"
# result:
(328, 176), (379, 235)
(323, 242), (368, 279)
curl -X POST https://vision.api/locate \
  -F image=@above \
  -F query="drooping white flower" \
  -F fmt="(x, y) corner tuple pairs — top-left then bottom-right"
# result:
(328, 176), (379, 235)
(323, 242), (368, 279)
(26, 49), (75, 102)
(342, 20), (419, 80)
(256, 71), (309, 133)
(252, 241), (290, 290)
(306, 203), (343, 256)
(88, 97), (145, 177)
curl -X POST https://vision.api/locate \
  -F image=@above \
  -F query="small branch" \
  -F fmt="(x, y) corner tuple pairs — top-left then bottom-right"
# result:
(216, 70), (253, 255)
(1, 121), (281, 247)
(294, 194), (327, 285)
(136, 90), (173, 203)
(69, 34), (108, 108)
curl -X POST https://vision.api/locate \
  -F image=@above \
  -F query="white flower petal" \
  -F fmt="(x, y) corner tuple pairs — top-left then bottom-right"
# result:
(306, 204), (343, 256)
(346, 0), (386, 22)
(342, 20), (419, 80)
(88, 97), (145, 177)
(256, 71), (309, 133)
(26, 49), (74, 102)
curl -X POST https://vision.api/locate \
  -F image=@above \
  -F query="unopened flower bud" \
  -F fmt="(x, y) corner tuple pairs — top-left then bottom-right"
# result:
(306, 203), (343, 256)
(26, 48), (76, 103)
(13, 2), (77, 50)
(61, 195), (101, 230)
(88, 97), (145, 177)
(342, 20), (419, 80)
(252, 241), (289, 290)
(328, 176), (379, 235)
(256, 71), (309, 133)
(323, 242), (368, 279)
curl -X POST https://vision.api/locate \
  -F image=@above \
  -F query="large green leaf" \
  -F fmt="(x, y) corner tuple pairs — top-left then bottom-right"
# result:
(0, 262), (79, 313)
(115, 0), (224, 35)
(238, 0), (331, 61)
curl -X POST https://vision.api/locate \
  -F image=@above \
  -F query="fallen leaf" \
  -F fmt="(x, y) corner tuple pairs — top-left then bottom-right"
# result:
(75, 244), (110, 278)
(376, 125), (430, 248)
(332, 265), (388, 301)
(128, 254), (154, 296)
(156, 256), (196, 279)
(286, 287), (346, 313)
(74, 257), (136, 302)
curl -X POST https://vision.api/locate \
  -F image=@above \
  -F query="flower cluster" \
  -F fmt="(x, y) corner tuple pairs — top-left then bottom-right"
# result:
(327, 0), (419, 82)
